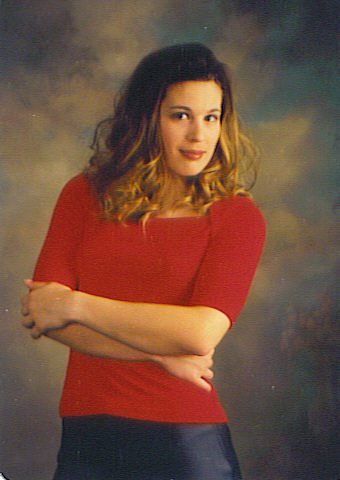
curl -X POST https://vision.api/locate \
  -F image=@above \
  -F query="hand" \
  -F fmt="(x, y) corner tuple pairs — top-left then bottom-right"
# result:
(156, 349), (215, 392)
(21, 279), (74, 339)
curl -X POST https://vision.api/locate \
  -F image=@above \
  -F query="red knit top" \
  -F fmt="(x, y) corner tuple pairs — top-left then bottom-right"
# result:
(34, 175), (265, 423)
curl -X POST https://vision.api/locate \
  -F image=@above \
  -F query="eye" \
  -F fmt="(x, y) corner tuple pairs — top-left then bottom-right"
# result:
(171, 112), (189, 120)
(205, 114), (220, 123)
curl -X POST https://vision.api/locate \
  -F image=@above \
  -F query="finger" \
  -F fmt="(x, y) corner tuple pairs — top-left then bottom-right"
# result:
(20, 294), (28, 307)
(206, 357), (214, 368)
(21, 299), (29, 316)
(197, 378), (212, 392)
(21, 295), (30, 315)
(31, 326), (42, 339)
(203, 369), (214, 380)
(22, 316), (35, 329)
(207, 348), (215, 359)
(21, 305), (30, 316)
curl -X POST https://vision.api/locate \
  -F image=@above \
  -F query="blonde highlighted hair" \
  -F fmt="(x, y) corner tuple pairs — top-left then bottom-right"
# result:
(85, 43), (257, 223)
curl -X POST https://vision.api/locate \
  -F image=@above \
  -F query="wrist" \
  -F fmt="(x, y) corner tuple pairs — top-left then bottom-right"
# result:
(151, 354), (166, 367)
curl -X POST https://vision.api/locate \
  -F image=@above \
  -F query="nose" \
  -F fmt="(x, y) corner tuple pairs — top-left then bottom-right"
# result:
(186, 119), (204, 142)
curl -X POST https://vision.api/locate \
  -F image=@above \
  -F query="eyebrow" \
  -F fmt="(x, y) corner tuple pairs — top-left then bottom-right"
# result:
(169, 106), (221, 113)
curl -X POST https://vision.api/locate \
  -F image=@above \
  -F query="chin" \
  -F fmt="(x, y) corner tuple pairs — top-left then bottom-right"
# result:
(176, 167), (205, 178)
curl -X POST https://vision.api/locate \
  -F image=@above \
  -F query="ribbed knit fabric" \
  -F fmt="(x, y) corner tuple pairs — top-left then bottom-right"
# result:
(34, 175), (265, 423)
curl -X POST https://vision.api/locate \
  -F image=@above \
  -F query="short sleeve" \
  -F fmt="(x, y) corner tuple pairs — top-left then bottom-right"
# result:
(33, 175), (92, 289)
(188, 196), (266, 325)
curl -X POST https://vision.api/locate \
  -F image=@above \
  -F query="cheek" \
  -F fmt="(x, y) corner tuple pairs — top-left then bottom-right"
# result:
(160, 124), (178, 152)
(209, 127), (221, 149)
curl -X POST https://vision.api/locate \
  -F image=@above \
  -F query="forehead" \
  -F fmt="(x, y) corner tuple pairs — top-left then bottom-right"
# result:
(162, 80), (222, 109)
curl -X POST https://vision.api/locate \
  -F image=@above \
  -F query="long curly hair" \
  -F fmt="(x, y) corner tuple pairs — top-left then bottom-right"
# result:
(85, 43), (257, 223)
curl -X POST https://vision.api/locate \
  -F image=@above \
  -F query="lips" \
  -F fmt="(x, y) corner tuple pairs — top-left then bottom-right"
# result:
(179, 149), (206, 160)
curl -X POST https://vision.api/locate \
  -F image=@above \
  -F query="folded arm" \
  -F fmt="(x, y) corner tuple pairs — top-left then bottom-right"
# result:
(46, 322), (154, 361)
(38, 319), (215, 392)
(21, 280), (230, 356)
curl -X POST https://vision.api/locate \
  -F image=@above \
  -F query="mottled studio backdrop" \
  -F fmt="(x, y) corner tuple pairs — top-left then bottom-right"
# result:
(1, 1), (338, 479)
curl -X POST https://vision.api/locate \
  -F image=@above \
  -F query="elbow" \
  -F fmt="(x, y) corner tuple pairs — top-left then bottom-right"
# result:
(191, 334), (222, 357)
(190, 343), (214, 357)
(184, 307), (231, 356)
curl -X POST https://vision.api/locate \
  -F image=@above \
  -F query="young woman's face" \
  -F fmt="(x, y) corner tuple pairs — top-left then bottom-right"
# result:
(159, 80), (222, 179)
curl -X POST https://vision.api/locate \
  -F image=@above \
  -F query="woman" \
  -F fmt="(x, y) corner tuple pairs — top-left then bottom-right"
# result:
(21, 44), (265, 479)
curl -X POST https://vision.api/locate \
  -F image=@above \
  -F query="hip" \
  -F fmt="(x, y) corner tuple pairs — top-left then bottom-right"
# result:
(53, 414), (242, 480)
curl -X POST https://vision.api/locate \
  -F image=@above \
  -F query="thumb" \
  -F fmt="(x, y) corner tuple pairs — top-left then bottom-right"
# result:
(24, 279), (48, 290)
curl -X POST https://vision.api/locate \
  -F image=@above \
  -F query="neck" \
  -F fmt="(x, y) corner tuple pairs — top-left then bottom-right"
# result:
(162, 175), (186, 208)
(157, 174), (199, 218)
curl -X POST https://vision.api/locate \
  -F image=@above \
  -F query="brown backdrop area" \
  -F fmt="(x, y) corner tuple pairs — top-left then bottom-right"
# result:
(1, 1), (338, 479)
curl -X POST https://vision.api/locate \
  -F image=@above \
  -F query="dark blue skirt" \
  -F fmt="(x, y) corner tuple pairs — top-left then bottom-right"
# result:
(53, 415), (242, 480)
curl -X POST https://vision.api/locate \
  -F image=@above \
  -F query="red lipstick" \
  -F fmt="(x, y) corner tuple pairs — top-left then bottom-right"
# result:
(180, 149), (206, 160)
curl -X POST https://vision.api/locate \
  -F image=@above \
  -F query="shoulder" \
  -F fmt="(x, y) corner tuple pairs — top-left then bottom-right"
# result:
(56, 174), (97, 211)
(60, 174), (90, 196)
(59, 174), (94, 200)
(210, 195), (266, 237)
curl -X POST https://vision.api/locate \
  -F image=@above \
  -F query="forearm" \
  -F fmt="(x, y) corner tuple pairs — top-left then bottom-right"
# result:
(45, 323), (214, 392)
(73, 291), (230, 356)
(22, 281), (216, 390)
(45, 323), (158, 362)
(22, 280), (230, 356)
